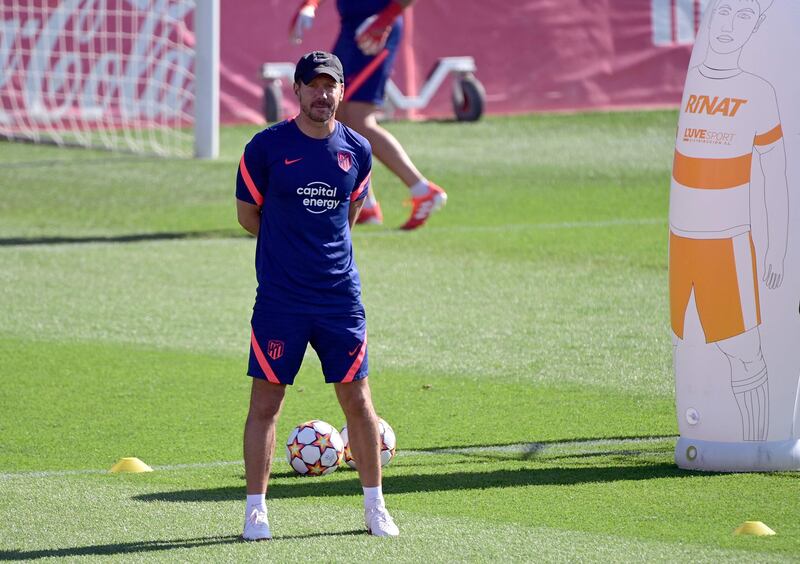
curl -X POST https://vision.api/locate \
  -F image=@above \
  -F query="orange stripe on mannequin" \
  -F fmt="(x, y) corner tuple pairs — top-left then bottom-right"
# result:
(672, 150), (752, 189)
(754, 124), (783, 146)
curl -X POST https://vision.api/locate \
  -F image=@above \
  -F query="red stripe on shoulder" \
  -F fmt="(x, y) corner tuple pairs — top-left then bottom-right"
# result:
(239, 154), (264, 206)
(350, 171), (371, 202)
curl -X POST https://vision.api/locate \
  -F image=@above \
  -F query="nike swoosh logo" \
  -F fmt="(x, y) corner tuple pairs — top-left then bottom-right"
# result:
(284, 157), (302, 165)
(348, 344), (361, 357)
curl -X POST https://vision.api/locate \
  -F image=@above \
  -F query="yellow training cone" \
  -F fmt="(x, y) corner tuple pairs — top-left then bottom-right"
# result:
(734, 521), (776, 536)
(109, 457), (153, 473)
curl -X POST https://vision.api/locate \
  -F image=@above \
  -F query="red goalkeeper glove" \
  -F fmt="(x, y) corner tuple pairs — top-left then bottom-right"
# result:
(290, 0), (320, 44)
(355, 2), (404, 55)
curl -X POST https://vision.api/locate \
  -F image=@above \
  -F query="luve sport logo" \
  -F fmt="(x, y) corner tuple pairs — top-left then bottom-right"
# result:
(297, 181), (341, 214)
(682, 127), (735, 145)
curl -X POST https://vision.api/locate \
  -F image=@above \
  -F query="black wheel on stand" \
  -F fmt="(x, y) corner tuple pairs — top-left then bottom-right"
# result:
(452, 74), (485, 122)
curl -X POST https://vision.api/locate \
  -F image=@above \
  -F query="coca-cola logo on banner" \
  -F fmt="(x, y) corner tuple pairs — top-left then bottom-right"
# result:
(0, 0), (195, 124)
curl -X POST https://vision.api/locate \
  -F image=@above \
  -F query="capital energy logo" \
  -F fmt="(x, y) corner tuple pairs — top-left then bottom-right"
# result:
(297, 181), (340, 214)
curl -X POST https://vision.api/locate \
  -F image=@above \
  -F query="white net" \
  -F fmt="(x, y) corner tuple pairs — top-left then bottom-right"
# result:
(0, 0), (197, 157)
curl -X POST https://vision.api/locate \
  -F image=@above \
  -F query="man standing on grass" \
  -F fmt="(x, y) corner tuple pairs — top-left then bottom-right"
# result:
(235, 50), (399, 540)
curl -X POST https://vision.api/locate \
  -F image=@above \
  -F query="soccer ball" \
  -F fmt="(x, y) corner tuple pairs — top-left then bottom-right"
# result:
(286, 420), (344, 476)
(341, 418), (396, 469)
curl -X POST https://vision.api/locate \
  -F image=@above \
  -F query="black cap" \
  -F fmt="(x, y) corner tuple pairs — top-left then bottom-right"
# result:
(294, 51), (344, 85)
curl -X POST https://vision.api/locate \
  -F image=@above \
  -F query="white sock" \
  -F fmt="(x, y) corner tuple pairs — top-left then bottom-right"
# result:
(246, 493), (266, 512)
(362, 188), (378, 209)
(409, 179), (429, 198)
(363, 486), (384, 508)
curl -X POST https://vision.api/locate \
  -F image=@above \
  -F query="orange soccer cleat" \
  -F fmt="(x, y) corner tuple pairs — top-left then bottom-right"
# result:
(400, 183), (447, 230)
(356, 201), (384, 225)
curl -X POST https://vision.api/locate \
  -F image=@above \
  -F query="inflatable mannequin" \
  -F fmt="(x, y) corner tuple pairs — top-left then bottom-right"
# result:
(670, 0), (800, 471)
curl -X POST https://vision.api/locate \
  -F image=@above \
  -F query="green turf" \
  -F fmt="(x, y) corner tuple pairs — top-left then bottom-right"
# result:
(0, 336), (674, 471)
(2, 111), (798, 561)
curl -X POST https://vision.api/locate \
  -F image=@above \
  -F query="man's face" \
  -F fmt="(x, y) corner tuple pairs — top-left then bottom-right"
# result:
(708, 0), (764, 54)
(295, 75), (342, 123)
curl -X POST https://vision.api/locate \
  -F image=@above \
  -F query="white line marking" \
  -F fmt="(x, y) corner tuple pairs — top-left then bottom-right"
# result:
(0, 436), (675, 480)
(354, 218), (666, 237)
(0, 468), (109, 479)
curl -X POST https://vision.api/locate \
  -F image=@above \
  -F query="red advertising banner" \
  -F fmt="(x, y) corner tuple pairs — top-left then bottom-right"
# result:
(0, 1), (710, 129)
(221, 0), (709, 123)
(0, 1), (195, 131)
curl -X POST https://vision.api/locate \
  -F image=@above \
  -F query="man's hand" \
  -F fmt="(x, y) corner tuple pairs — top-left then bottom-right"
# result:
(348, 197), (365, 229)
(290, 0), (319, 44)
(237, 199), (262, 237)
(355, 2), (403, 55)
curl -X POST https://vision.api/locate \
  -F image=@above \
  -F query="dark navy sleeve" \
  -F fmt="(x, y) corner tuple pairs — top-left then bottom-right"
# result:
(236, 136), (267, 206)
(350, 142), (372, 202)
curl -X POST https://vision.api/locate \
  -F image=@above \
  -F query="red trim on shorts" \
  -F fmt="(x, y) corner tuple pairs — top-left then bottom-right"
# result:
(251, 328), (281, 384)
(341, 333), (367, 383)
(239, 155), (264, 206)
(344, 49), (389, 102)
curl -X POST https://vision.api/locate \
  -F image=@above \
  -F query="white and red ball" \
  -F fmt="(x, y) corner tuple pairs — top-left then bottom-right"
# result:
(286, 420), (344, 476)
(341, 418), (396, 469)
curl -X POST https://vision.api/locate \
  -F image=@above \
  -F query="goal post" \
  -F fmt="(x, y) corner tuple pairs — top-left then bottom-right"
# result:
(0, 0), (219, 159)
(194, 0), (218, 159)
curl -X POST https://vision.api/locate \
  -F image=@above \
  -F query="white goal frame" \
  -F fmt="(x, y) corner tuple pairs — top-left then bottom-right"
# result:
(0, 0), (218, 159)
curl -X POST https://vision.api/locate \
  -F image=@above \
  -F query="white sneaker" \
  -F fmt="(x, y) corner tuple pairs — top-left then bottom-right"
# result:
(365, 504), (399, 537)
(242, 506), (272, 541)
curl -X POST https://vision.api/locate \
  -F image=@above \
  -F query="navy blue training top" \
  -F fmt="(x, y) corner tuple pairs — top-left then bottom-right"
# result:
(236, 119), (371, 314)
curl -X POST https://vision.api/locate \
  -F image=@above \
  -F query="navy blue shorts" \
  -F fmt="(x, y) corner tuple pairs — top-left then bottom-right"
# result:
(333, 19), (402, 106)
(248, 308), (368, 385)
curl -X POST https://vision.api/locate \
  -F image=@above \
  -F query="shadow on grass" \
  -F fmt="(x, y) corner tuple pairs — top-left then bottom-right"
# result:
(395, 448), (674, 468)
(405, 434), (678, 462)
(134, 462), (692, 504)
(0, 230), (248, 247)
(0, 530), (364, 560)
(0, 148), (169, 168)
(412, 434), (677, 451)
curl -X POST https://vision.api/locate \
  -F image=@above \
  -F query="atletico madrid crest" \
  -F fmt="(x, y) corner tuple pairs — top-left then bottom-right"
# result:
(337, 151), (352, 172)
(267, 340), (284, 360)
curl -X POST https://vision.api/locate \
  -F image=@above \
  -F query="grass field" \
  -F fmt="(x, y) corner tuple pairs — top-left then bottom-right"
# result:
(1, 111), (798, 562)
